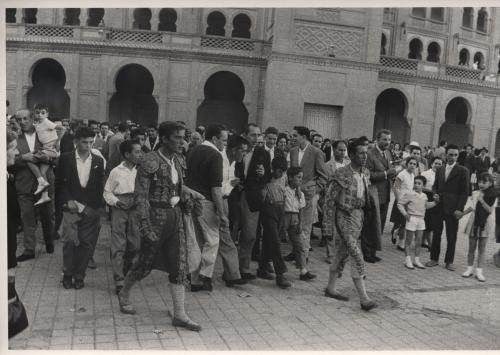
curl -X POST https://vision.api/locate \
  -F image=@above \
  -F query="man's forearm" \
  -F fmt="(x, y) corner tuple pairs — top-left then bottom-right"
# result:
(211, 186), (225, 215)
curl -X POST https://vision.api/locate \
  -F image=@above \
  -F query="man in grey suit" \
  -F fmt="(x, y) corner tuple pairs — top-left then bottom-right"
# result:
(289, 126), (328, 261)
(106, 122), (129, 160)
(365, 129), (398, 263)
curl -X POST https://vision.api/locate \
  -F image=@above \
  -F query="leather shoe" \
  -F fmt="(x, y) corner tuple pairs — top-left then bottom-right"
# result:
(190, 284), (206, 292)
(257, 269), (275, 280)
(240, 272), (256, 280)
(361, 300), (378, 311)
(16, 253), (35, 262)
(225, 278), (248, 287)
(284, 252), (295, 262)
(46, 244), (54, 254)
(87, 258), (97, 269)
(364, 256), (376, 263)
(74, 279), (84, 290)
(202, 277), (213, 292)
(62, 275), (73, 289)
(115, 285), (123, 295)
(373, 256), (382, 262)
(276, 275), (291, 289)
(324, 288), (349, 301)
(425, 260), (439, 267)
(397, 246), (405, 252)
(299, 271), (317, 281)
(172, 317), (201, 332)
(445, 263), (456, 271)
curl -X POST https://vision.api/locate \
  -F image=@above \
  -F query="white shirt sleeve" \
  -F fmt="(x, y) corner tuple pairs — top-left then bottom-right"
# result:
(103, 169), (119, 206)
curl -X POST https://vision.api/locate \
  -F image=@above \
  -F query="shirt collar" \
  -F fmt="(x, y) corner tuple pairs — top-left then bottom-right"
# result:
(202, 140), (221, 154)
(299, 143), (310, 153)
(376, 144), (385, 155)
(118, 161), (136, 170)
(446, 162), (456, 169)
(75, 150), (92, 162)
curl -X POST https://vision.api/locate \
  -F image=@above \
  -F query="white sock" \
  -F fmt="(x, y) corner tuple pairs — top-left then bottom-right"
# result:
(170, 283), (190, 322)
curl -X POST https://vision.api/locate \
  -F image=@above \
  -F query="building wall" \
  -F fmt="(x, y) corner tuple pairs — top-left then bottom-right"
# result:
(6, 7), (500, 150)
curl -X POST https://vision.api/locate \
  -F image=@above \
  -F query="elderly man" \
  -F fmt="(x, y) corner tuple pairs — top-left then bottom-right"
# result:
(322, 137), (377, 311)
(12, 109), (55, 261)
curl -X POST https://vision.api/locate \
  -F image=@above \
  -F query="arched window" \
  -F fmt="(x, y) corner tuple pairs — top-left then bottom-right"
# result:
(232, 13), (251, 39)
(477, 8), (488, 33)
(158, 8), (177, 32)
(23, 8), (37, 24)
(63, 8), (80, 26)
(459, 48), (470, 66)
(408, 38), (423, 60)
(412, 8), (426, 18)
(380, 33), (387, 55)
(473, 52), (485, 70)
(462, 7), (473, 28)
(6, 9), (16, 23)
(430, 8), (444, 21)
(206, 11), (226, 36)
(87, 8), (104, 26)
(427, 42), (440, 63)
(133, 8), (152, 30)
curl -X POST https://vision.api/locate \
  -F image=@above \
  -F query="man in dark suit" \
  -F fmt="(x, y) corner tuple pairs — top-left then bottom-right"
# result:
(475, 147), (490, 175)
(56, 126), (105, 289)
(237, 123), (271, 280)
(12, 109), (55, 261)
(289, 126), (328, 260)
(426, 144), (469, 271)
(322, 139), (333, 162)
(462, 144), (476, 175)
(89, 120), (107, 155)
(365, 129), (398, 262)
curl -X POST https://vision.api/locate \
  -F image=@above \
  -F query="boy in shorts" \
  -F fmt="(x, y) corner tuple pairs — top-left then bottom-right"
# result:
(31, 103), (59, 206)
(397, 175), (439, 269)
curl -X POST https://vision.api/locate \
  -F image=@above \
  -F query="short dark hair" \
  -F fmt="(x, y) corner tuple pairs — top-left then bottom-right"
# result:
(271, 156), (288, 172)
(480, 147), (488, 153)
(445, 144), (459, 152)
(430, 156), (443, 165)
(376, 129), (391, 139)
(34, 103), (49, 111)
(347, 137), (367, 156)
(293, 126), (310, 139)
(100, 122), (109, 128)
(88, 120), (99, 127)
(439, 140), (447, 147)
(478, 172), (494, 184)
(205, 124), (227, 141)
(147, 124), (157, 130)
(287, 166), (303, 178)
(312, 133), (323, 141)
(244, 123), (259, 135)
(323, 138), (331, 143)
(465, 143), (473, 149)
(74, 126), (95, 140)
(277, 133), (288, 143)
(414, 175), (427, 186)
(158, 121), (185, 141)
(410, 146), (422, 152)
(130, 127), (146, 139)
(119, 139), (140, 157)
(117, 122), (129, 133)
(264, 126), (279, 136)
(406, 156), (418, 166)
(332, 140), (347, 149)
(227, 135), (249, 150)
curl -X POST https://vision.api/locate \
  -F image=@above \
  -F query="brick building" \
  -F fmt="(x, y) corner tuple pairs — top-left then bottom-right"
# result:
(5, 8), (500, 153)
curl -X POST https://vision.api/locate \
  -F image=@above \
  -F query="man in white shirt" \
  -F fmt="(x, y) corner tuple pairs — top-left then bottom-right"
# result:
(104, 140), (143, 295)
(56, 126), (105, 290)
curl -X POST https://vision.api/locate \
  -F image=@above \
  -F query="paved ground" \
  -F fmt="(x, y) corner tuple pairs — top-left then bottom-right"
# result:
(9, 204), (500, 350)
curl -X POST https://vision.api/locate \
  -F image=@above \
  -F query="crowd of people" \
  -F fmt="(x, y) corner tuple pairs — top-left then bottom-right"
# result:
(6, 102), (500, 335)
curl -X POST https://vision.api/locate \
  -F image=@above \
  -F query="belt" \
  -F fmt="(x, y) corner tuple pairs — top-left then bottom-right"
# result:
(223, 196), (229, 200)
(149, 201), (176, 209)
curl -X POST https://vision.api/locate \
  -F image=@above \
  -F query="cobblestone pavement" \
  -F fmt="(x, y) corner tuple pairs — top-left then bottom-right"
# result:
(9, 206), (500, 350)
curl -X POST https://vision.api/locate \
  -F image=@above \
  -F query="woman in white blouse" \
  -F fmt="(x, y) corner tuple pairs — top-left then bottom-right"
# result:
(420, 157), (444, 249)
(390, 157), (418, 250)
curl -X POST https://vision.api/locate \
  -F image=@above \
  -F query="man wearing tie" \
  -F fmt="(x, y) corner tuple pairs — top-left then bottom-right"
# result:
(426, 144), (469, 271)
(289, 126), (328, 260)
(365, 129), (397, 263)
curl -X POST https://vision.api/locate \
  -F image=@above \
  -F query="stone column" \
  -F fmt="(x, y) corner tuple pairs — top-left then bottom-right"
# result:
(80, 8), (88, 27)
(16, 8), (23, 23)
(150, 8), (160, 31)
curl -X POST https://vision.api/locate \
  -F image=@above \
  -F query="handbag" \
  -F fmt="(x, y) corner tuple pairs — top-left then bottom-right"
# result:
(8, 286), (28, 338)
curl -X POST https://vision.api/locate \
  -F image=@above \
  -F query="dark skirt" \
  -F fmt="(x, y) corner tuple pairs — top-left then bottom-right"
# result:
(390, 201), (406, 228)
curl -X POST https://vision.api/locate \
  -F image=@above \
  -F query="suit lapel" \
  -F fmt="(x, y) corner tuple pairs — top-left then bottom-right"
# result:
(17, 134), (29, 154)
(446, 164), (459, 182)
(300, 145), (312, 168)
